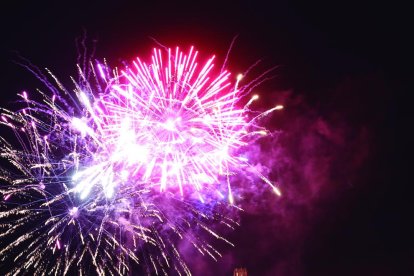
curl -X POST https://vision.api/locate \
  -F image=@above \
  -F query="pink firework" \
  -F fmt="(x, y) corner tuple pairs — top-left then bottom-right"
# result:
(72, 47), (282, 203)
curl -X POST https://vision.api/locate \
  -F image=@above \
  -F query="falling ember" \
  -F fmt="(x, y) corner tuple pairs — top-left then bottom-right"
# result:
(56, 240), (61, 250)
(0, 46), (282, 275)
(22, 91), (28, 101)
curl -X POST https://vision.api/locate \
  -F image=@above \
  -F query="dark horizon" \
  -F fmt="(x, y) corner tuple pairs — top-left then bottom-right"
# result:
(0, 1), (411, 275)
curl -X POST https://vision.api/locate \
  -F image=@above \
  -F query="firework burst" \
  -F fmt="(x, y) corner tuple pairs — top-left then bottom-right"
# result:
(0, 46), (282, 275)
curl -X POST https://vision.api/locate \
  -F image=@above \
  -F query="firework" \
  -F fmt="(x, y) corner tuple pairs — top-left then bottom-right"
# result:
(0, 46), (282, 275)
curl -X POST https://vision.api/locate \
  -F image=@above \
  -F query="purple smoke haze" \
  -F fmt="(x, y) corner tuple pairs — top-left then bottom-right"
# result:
(176, 74), (377, 275)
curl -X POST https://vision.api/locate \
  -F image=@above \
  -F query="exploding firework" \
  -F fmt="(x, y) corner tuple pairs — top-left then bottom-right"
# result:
(0, 46), (282, 275)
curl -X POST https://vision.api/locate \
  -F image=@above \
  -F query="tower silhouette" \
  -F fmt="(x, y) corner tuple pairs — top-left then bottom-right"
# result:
(233, 267), (248, 276)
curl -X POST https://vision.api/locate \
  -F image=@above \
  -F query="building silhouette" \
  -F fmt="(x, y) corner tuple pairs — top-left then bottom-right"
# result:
(233, 267), (247, 276)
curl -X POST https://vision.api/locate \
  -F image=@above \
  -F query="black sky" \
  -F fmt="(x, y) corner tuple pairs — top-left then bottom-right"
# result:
(0, 1), (411, 275)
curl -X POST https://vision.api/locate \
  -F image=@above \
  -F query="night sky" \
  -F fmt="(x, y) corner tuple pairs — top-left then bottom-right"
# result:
(0, 1), (411, 275)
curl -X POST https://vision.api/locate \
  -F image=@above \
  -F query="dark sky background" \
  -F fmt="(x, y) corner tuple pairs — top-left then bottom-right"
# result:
(0, 1), (411, 275)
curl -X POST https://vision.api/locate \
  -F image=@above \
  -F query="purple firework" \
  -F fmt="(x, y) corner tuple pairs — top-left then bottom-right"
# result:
(0, 46), (282, 275)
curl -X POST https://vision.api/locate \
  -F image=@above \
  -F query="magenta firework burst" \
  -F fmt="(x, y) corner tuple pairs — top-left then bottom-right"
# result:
(0, 46), (282, 274)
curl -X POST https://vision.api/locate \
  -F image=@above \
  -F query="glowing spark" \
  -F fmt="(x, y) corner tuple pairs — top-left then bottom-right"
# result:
(69, 207), (79, 217)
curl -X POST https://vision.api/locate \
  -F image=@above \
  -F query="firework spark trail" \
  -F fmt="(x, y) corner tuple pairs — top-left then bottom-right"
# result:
(0, 46), (282, 275)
